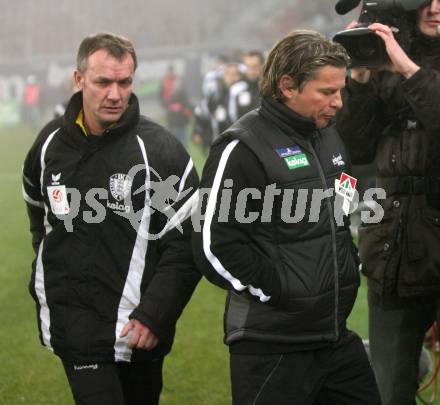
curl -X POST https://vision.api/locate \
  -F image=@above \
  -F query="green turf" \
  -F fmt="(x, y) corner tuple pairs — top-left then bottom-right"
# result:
(0, 124), (436, 404)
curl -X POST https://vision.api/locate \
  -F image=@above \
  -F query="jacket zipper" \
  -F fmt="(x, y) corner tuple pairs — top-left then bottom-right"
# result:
(308, 132), (339, 342)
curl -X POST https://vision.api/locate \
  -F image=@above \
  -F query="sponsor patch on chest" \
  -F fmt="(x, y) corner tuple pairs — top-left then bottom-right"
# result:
(47, 185), (70, 215)
(335, 172), (357, 201)
(109, 173), (133, 202)
(335, 172), (358, 216)
(275, 145), (302, 158)
(284, 153), (310, 170)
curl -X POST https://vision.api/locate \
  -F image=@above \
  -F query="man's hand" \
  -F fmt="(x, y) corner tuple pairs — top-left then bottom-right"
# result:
(368, 22), (420, 79)
(120, 319), (159, 350)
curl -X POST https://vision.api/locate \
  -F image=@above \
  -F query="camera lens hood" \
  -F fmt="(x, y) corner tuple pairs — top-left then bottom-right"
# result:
(334, 27), (390, 67)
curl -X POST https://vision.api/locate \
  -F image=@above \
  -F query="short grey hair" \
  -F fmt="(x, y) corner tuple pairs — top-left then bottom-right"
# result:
(260, 30), (350, 102)
(76, 32), (137, 73)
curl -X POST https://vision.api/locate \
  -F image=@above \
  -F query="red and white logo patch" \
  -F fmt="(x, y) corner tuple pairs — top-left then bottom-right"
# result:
(336, 172), (357, 202)
(52, 188), (63, 203)
(47, 185), (70, 215)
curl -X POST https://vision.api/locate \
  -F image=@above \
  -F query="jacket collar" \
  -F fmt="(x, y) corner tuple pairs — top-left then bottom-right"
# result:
(259, 97), (317, 139)
(64, 91), (140, 138)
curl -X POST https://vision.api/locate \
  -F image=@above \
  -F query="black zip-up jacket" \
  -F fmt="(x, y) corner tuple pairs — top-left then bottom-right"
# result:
(336, 32), (440, 296)
(192, 99), (360, 350)
(207, 80), (234, 141)
(22, 91), (200, 363)
(229, 78), (261, 122)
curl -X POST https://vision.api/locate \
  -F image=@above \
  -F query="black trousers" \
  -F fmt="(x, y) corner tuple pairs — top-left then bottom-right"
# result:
(368, 288), (440, 405)
(230, 332), (382, 405)
(62, 358), (163, 405)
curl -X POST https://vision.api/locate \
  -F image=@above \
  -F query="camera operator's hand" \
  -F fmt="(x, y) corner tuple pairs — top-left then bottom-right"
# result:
(368, 22), (420, 79)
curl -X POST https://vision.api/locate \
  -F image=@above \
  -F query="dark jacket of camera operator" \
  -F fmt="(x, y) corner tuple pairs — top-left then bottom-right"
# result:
(337, 24), (440, 297)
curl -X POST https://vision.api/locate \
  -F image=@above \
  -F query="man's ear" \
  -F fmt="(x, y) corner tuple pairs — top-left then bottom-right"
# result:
(73, 70), (83, 90)
(279, 74), (295, 99)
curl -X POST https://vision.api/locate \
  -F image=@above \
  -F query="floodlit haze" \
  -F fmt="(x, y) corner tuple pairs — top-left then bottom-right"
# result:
(0, 0), (357, 62)
(0, 0), (358, 125)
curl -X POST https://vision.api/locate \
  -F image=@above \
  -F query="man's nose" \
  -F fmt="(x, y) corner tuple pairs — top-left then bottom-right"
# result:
(430, 0), (440, 13)
(331, 92), (343, 110)
(107, 83), (121, 101)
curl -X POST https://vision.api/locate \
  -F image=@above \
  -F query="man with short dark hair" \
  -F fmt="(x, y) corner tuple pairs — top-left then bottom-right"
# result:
(192, 30), (382, 405)
(22, 32), (200, 405)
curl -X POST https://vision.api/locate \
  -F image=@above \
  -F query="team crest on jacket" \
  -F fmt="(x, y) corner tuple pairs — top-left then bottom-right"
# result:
(109, 173), (133, 201)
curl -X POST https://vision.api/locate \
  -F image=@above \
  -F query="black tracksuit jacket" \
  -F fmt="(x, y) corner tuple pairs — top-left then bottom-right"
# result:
(22, 91), (200, 363)
(229, 78), (261, 122)
(192, 99), (360, 352)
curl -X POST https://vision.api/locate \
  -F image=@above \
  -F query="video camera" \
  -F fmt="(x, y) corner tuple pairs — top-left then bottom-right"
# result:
(333, 0), (430, 67)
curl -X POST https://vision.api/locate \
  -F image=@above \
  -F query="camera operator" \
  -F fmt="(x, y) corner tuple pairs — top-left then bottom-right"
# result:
(336, 1), (440, 404)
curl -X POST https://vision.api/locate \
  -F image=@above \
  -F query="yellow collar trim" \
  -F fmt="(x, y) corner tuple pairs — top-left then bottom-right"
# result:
(75, 110), (88, 136)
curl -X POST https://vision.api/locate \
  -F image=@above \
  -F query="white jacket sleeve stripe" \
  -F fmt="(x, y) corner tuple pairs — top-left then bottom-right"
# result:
(178, 159), (194, 195)
(34, 128), (59, 352)
(22, 185), (44, 208)
(202, 139), (247, 292)
(114, 135), (151, 362)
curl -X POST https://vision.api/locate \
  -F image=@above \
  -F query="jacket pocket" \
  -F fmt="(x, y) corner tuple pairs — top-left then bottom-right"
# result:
(423, 207), (440, 227)
(400, 207), (440, 288)
(358, 223), (389, 283)
(407, 207), (440, 262)
(28, 259), (38, 302)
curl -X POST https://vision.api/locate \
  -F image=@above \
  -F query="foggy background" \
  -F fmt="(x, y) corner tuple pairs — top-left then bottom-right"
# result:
(0, 0), (358, 127)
